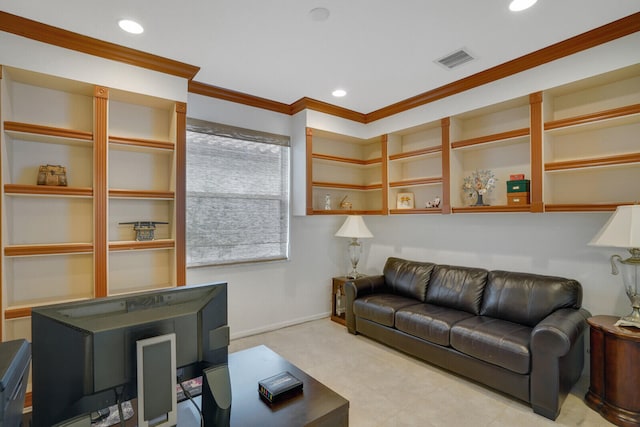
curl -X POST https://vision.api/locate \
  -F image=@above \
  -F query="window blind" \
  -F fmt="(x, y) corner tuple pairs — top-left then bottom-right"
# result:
(186, 118), (290, 266)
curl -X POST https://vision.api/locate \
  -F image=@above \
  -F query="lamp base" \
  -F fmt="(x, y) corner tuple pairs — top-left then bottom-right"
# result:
(620, 307), (640, 325)
(346, 271), (365, 280)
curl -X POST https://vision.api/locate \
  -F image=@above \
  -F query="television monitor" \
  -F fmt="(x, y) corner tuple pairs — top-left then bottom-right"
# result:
(31, 282), (230, 427)
(0, 339), (31, 427)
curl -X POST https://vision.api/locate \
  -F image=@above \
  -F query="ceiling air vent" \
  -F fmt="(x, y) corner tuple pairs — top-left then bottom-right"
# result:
(436, 48), (475, 69)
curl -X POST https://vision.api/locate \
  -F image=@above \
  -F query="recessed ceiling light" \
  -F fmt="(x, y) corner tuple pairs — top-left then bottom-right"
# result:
(118, 19), (144, 34)
(509, 0), (538, 12)
(309, 7), (330, 22)
(332, 89), (347, 97)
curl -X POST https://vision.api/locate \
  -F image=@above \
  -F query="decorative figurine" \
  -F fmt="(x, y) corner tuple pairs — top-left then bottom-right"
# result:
(119, 221), (169, 241)
(324, 194), (332, 210)
(339, 196), (352, 210)
(425, 197), (441, 208)
(37, 164), (67, 186)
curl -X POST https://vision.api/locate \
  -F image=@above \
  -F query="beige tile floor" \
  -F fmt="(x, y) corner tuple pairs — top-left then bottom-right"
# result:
(229, 318), (614, 427)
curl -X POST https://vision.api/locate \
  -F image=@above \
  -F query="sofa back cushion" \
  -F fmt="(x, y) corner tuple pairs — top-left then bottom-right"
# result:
(480, 270), (583, 327)
(383, 258), (435, 302)
(425, 265), (488, 315)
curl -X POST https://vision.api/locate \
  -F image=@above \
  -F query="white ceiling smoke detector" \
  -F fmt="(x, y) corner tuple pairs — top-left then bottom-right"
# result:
(309, 7), (330, 22)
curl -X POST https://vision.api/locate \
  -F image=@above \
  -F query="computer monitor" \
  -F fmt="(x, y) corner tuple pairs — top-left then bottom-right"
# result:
(31, 282), (230, 427)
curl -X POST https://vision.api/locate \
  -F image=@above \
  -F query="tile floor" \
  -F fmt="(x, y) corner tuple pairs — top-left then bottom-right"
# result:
(229, 318), (614, 427)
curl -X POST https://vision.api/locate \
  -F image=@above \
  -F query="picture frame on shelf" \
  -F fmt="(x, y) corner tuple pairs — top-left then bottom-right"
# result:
(396, 192), (414, 209)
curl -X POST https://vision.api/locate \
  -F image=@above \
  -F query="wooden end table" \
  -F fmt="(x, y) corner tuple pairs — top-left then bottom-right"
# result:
(585, 315), (640, 427)
(331, 277), (349, 326)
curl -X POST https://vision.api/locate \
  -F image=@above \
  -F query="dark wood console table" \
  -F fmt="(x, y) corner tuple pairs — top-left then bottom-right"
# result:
(585, 315), (640, 427)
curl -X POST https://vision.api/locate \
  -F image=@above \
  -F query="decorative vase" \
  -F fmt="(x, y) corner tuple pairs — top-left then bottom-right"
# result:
(474, 193), (488, 206)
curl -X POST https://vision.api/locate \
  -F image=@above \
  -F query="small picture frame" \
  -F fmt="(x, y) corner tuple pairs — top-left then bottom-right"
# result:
(396, 192), (414, 209)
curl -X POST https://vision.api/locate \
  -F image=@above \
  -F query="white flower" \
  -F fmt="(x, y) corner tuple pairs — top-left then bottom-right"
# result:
(478, 188), (487, 195)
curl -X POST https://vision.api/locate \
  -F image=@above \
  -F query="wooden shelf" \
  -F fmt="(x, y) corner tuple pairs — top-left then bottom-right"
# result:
(109, 135), (174, 151)
(312, 153), (381, 166)
(389, 146), (441, 161)
(4, 243), (93, 257)
(109, 239), (175, 251)
(4, 307), (32, 320)
(543, 203), (627, 212)
(310, 209), (383, 215)
(4, 121), (93, 141)
(389, 177), (442, 188)
(451, 204), (531, 213)
(311, 182), (382, 191)
(545, 153), (640, 172)
(4, 184), (93, 197)
(389, 208), (442, 215)
(109, 189), (175, 199)
(451, 128), (529, 150)
(544, 104), (640, 132)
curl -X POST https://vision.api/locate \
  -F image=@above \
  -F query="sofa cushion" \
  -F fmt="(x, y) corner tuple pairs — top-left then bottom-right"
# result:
(383, 258), (436, 302)
(395, 303), (475, 346)
(425, 265), (488, 315)
(450, 316), (532, 374)
(353, 294), (417, 327)
(480, 270), (583, 327)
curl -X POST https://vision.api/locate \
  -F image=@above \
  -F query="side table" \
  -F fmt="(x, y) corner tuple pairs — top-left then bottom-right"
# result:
(331, 277), (349, 326)
(585, 315), (640, 427)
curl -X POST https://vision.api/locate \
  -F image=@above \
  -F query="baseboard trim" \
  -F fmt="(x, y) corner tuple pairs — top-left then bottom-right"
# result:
(230, 312), (330, 340)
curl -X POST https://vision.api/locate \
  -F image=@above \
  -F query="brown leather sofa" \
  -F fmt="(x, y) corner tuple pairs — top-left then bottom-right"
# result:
(345, 257), (590, 420)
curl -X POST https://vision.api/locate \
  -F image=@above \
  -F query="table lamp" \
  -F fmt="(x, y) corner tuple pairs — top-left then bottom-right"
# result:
(335, 215), (373, 279)
(589, 204), (640, 326)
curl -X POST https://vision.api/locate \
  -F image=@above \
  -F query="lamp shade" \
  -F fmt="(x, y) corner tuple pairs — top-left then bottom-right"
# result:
(335, 215), (373, 239)
(589, 205), (640, 248)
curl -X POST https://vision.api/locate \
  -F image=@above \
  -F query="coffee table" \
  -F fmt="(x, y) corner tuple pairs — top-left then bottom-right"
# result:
(178, 345), (349, 426)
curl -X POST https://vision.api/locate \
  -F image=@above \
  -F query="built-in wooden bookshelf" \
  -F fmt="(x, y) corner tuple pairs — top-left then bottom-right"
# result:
(387, 121), (444, 214)
(0, 66), (186, 351)
(306, 127), (387, 215)
(304, 65), (639, 216)
(542, 64), (640, 212)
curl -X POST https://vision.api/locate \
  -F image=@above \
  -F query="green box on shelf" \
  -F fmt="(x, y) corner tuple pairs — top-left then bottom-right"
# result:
(507, 179), (530, 193)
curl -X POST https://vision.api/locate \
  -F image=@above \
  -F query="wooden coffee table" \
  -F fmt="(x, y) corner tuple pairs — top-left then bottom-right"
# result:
(179, 345), (349, 426)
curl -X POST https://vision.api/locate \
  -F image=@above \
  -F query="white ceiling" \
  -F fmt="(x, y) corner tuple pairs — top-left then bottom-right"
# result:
(2, 1), (639, 113)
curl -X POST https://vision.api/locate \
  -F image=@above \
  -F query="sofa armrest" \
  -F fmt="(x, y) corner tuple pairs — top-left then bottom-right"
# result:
(345, 275), (386, 334)
(529, 307), (591, 420)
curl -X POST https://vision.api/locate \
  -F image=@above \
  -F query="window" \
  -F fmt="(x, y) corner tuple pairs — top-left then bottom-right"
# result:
(186, 118), (290, 266)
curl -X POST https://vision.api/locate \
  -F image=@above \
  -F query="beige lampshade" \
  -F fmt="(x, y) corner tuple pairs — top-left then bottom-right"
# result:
(589, 205), (640, 248)
(335, 215), (373, 239)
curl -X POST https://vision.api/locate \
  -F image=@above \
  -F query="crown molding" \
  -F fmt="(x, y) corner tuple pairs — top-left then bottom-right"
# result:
(290, 97), (367, 123)
(188, 80), (290, 114)
(189, 81), (368, 122)
(0, 11), (200, 80)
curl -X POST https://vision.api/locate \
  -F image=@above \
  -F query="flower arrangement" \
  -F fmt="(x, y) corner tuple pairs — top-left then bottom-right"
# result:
(462, 169), (497, 206)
